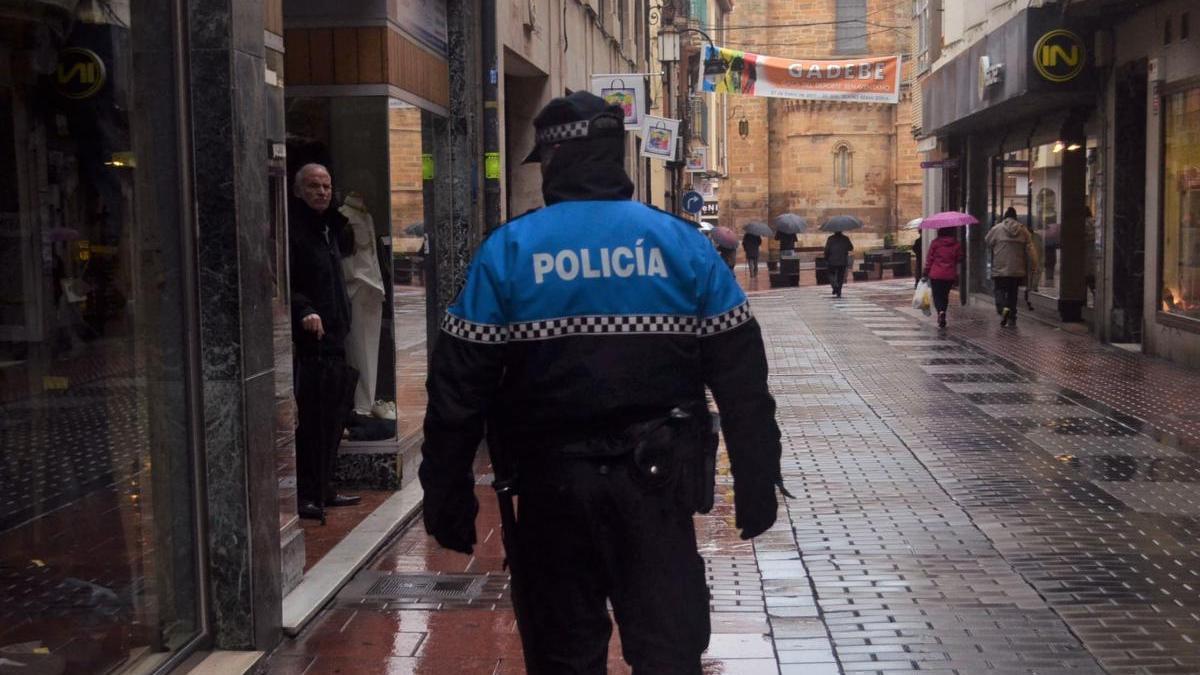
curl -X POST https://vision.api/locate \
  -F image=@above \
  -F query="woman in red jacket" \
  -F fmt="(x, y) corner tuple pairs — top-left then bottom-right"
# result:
(922, 227), (965, 329)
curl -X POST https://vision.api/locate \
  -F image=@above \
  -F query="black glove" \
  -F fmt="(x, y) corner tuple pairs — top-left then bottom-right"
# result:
(734, 480), (777, 540)
(423, 488), (479, 554)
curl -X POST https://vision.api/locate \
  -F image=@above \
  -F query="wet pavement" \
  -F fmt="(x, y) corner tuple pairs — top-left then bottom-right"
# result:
(266, 278), (1200, 674)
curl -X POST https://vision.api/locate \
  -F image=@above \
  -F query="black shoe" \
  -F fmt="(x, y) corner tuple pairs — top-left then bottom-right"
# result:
(298, 501), (325, 523)
(327, 494), (361, 507)
(937, 312), (947, 329)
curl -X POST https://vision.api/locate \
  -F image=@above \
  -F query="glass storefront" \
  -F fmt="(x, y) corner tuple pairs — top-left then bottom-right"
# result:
(1161, 84), (1200, 323)
(986, 134), (1101, 309)
(0, 2), (201, 672)
(285, 96), (440, 443)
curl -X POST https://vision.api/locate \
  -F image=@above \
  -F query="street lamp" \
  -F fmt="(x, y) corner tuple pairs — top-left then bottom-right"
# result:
(658, 27), (680, 63)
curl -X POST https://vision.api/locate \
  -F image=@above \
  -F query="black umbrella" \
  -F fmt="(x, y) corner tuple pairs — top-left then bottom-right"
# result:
(774, 214), (807, 234)
(743, 222), (773, 238)
(820, 215), (864, 232)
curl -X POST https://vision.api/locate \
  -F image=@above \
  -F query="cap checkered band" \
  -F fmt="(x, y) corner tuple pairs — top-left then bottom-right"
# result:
(536, 121), (591, 145)
(699, 302), (753, 337)
(509, 314), (700, 341)
(442, 314), (508, 344)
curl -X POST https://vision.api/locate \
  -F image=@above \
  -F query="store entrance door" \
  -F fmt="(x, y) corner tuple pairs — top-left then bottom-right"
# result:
(1110, 60), (1146, 345)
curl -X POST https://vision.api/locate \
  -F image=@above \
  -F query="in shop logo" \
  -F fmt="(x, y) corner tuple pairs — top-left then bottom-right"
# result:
(1033, 29), (1086, 83)
(55, 48), (107, 100)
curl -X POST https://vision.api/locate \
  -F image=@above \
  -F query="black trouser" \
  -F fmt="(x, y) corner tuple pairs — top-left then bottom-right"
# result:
(747, 254), (759, 277)
(511, 455), (710, 674)
(930, 279), (954, 314)
(294, 348), (347, 505)
(993, 276), (1021, 318)
(829, 265), (847, 295)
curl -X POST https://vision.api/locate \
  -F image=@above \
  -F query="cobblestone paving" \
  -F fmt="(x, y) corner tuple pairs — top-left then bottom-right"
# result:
(780, 281), (1200, 674)
(268, 280), (1200, 675)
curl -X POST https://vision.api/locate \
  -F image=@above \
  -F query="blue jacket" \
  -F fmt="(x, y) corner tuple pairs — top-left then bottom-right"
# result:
(420, 199), (782, 549)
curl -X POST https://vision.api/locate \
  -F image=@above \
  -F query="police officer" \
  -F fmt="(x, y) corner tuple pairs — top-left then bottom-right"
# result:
(419, 92), (783, 674)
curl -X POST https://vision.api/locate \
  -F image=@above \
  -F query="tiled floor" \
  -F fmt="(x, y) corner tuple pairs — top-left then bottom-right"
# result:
(267, 278), (1200, 674)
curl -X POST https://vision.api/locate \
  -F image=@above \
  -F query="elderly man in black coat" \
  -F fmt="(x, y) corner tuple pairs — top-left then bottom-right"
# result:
(289, 163), (361, 521)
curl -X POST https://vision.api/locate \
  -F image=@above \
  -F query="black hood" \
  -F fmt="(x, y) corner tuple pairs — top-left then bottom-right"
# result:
(541, 136), (635, 205)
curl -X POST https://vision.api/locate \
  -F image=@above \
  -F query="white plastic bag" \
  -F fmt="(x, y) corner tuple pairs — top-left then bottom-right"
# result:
(912, 280), (932, 316)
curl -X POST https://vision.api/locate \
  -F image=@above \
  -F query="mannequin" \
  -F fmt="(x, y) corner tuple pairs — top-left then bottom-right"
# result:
(339, 192), (386, 417)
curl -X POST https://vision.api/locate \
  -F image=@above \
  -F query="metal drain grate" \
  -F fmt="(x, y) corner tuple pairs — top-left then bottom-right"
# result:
(362, 574), (485, 601)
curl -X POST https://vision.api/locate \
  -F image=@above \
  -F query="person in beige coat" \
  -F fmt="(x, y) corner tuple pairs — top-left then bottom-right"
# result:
(986, 207), (1039, 327)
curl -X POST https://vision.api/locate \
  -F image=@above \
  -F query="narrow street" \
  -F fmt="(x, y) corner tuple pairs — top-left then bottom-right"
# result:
(267, 279), (1200, 675)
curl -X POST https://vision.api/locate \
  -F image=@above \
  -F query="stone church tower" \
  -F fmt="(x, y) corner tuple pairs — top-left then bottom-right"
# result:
(718, 0), (922, 250)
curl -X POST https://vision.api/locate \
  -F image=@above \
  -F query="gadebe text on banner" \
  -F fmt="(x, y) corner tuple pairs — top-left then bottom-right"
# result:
(697, 45), (902, 104)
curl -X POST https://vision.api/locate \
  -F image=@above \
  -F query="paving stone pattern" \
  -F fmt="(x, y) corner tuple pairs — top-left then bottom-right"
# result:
(780, 282), (1200, 674)
(270, 281), (1200, 675)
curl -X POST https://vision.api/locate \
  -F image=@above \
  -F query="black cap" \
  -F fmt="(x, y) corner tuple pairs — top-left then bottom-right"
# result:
(523, 91), (625, 164)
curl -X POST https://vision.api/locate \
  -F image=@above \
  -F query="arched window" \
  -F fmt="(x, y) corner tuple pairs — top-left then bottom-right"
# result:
(833, 143), (853, 188)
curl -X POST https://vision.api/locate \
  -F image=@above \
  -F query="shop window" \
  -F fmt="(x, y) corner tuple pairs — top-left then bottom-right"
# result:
(914, 0), (929, 72)
(835, 0), (868, 54)
(833, 143), (853, 188)
(1160, 85), (1200, 323)
(1, 2), (201, 671)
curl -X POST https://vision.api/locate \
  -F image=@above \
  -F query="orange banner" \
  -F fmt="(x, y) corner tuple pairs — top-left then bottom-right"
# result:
(698, 46), (901, 104)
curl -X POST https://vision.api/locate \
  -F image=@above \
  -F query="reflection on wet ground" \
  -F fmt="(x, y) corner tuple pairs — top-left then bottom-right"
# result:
(267, 280), (1200, 674)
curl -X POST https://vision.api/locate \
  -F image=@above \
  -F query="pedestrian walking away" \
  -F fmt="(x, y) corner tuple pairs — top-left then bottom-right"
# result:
(911, 232), (923, 288)
(985, 207), (1038, 327)
(823, 230), (854, 298)
(289, 163), (362, 522)
(742, 231), (762, 278)
(418, 91), (785, 675)
(922, 227), (964, 329)
(719, 244), (737, 271)
(775, 229), (797, 254)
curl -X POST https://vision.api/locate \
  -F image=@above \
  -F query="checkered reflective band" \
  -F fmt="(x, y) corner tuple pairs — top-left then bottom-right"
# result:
(535, 120), (590, 145)
(441, 314), (508, 344)
(699, 302), (753, 337)
(509, 314), (700, 341)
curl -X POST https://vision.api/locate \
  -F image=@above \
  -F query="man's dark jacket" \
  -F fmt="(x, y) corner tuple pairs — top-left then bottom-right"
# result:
(419, 133), (783, 554)
(289, 198), (352, 355)
(823, 232), (854, 267)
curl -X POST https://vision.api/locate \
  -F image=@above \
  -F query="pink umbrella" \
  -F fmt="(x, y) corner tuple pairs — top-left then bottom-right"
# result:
(712, 226), (739, 249)
(918, 211), (978, 229)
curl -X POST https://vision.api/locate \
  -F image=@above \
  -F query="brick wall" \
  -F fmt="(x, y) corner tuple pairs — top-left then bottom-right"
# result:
(389, 106), (425, 242)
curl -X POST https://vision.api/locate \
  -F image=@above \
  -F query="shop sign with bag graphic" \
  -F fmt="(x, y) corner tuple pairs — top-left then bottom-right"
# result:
(640, 116), (680, 161)
(686, 147), (708, 173)
(591, 74), (646, 130)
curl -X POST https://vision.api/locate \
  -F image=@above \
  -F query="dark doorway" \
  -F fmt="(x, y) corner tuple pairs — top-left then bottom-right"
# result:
(1110, 60), (1147, 343)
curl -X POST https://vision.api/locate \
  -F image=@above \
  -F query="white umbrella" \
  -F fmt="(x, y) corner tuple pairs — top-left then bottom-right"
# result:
(903, 218), (923, 231)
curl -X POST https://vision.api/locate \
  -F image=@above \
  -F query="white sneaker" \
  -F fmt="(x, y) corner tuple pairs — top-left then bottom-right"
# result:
(372, 400), (397, 420)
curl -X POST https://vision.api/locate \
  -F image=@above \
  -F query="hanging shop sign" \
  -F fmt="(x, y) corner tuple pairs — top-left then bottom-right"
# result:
(920, 159), (959, 169)
(701, 201), (719, 217)
(697, 45), (901, 104)
(591, 74), (646, 130)
(640, 116), (681, 162)
(686, 146), (708, 173)
(1033, 29), (1086, 83)
(55, 47), (106, 100)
